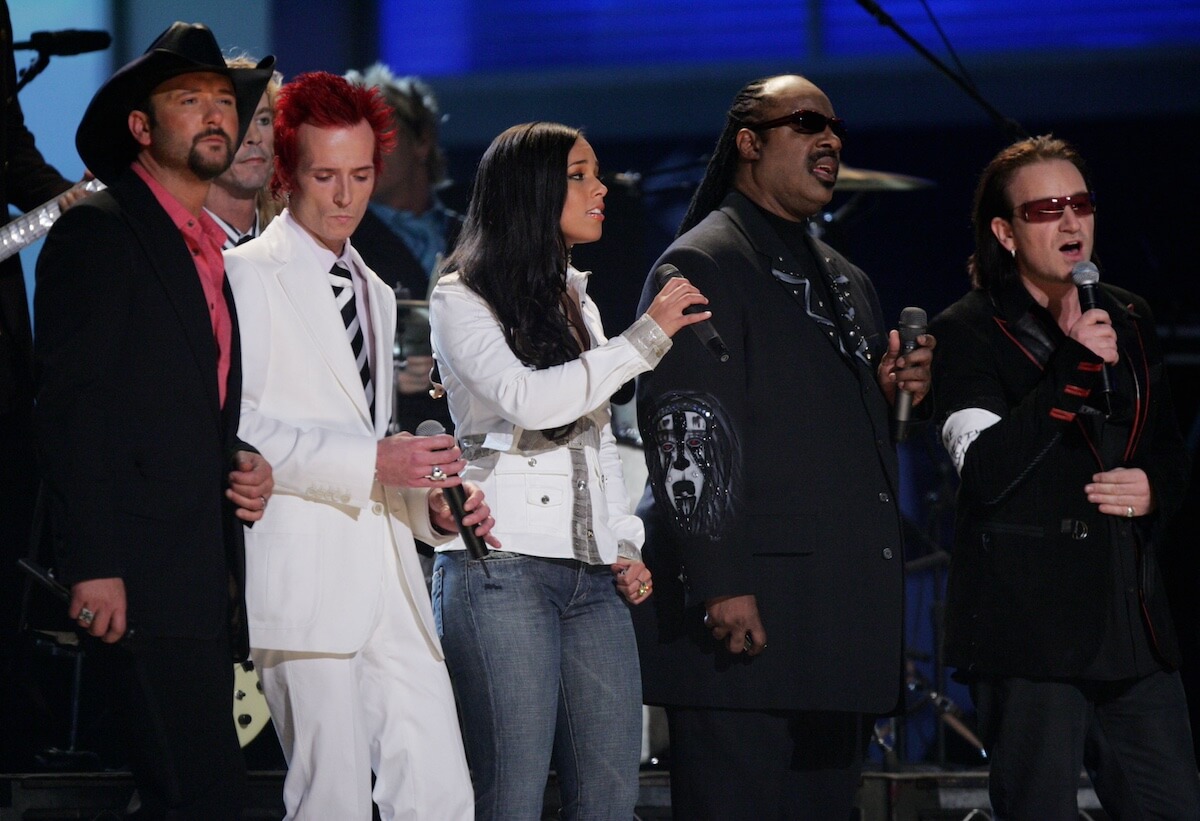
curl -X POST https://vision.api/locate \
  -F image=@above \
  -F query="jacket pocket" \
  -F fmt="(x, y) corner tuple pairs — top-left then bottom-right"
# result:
(245, 531), (318, 629)
(493, 451), (572, 536)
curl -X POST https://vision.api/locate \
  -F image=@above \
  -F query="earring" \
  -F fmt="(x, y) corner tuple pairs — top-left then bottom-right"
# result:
(1009, 247), (1016, 258)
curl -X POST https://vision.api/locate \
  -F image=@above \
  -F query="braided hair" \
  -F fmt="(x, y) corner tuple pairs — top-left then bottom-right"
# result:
(676, 77), (773, 237)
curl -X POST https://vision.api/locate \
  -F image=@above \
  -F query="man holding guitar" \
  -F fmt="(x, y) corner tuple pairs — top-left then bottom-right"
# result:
(0, 0), (96, 771)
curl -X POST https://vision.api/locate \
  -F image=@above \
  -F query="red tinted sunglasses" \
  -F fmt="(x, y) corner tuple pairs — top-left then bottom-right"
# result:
(1015, 191), (1096, 223)
(746, 109), (847, 141)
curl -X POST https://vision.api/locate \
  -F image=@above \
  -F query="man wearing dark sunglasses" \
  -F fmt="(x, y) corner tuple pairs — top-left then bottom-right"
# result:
(633, 74), (933, 819)
(930, 135), (1198, 819)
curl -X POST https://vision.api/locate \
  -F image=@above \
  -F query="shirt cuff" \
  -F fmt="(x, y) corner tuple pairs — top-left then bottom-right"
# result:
(622, 313), (672, 367)
(941, 407), (1002, 475)
(616, 539), (643, 562)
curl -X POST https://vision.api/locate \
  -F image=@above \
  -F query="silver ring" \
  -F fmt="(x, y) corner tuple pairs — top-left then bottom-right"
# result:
(78, 607), (95, 626)
(260, 495), (268, 509)
(1126, 506), (1135, 519)
(429, 466), (447, 482)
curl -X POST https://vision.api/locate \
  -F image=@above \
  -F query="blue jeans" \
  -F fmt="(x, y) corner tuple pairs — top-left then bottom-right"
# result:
(433, 550), (643, 820)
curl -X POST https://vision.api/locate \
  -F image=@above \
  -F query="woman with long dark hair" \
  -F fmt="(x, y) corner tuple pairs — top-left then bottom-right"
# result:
(429, 121), (708, 819)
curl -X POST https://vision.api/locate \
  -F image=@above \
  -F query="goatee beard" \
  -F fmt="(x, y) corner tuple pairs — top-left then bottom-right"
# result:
(189, 133), (234, 181)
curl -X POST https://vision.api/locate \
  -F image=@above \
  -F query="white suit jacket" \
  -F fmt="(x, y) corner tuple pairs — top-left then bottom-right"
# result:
(226, 213), (447, 656)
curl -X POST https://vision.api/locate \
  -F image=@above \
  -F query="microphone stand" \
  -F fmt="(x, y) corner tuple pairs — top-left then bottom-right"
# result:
(853, 0), (1028, 141)
(14, 52), (51, 96)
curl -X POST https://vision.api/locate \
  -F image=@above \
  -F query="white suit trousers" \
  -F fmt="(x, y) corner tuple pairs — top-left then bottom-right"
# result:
(253, 541), (473, 820)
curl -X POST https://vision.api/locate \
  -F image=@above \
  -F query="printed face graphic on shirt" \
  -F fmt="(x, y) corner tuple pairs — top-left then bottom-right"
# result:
(644, 393), (737, 539)
(656, 409), (710, 523)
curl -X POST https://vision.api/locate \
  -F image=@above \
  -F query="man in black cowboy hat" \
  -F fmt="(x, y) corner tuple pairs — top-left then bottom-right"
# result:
(33, 22), (275, 818)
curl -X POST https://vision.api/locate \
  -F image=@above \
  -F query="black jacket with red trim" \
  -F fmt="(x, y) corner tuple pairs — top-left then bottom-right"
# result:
(931, 277), (1189, 678)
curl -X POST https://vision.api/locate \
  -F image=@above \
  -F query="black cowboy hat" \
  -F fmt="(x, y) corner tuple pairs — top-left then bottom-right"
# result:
(76, 22), (276, 185)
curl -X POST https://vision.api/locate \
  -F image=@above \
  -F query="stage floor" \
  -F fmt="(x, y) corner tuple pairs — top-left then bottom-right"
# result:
(0, 766), (1113, 820)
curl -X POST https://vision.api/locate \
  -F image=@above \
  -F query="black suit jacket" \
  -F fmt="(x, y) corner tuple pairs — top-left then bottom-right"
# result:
(633, 191), (905, 713)
(931, 279), (1188, 678)
(34, 170), (250, 657)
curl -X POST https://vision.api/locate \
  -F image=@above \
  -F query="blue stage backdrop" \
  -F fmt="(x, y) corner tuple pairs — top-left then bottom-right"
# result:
(380, 0), (1200, 75)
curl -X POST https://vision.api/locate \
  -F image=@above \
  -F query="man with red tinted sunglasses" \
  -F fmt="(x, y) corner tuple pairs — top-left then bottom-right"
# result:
(931, 135), (1198, 819)
(633, 74), (934, 819)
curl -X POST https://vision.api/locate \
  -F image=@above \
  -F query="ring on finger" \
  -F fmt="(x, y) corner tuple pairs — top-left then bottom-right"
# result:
(637, 580), (650, 597)
(1125, 505), (1135, 519)
(428, 466), (447, 482)
(77, 607), (95, 627)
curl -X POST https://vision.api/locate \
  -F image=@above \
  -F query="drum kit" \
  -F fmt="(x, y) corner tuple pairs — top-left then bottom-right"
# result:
(836, 164), (935, 192)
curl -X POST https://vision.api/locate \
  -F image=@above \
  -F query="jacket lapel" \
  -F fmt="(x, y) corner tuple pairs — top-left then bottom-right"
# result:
(722, 192), (867, 367)
(349, 243), (395, 437)
(265, 222), (374, 428)
(116, 174), (223, 428)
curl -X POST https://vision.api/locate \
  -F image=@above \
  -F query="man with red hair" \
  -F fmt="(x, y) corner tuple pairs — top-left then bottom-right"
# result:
(225, 72), (488, 820)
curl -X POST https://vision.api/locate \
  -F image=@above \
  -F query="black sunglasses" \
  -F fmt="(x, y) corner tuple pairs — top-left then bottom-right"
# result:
(745, 109), (847, 141)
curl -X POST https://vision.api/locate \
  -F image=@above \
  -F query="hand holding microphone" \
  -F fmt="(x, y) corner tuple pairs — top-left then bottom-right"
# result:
(1070, 261), (1116, 416)
(414, 420), (494, 572)
(890, 306), (931, 442)
(652, 263), (729, 362)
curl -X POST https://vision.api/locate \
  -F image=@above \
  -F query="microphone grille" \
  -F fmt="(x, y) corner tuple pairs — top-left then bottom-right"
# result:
(654, 263), (680, 287)
(899, 306), (927, 329)
(1070, 261), (1100, 287)
(414, 419), (446, 437)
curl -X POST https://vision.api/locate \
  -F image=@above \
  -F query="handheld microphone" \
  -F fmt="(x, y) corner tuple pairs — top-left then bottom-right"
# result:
(654, 263), (729, 363)
(14, 30), (112, 56)
(1070, 261), (1114, 416)
(891, 306), (927, 442)
(414, 420), (490, 569)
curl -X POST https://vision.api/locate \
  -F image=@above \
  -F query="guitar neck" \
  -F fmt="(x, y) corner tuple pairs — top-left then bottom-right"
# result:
(0, 178), (106, 264)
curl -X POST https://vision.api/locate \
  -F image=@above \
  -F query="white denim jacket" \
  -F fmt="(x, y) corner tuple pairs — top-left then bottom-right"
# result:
(429, 268), (671, 563)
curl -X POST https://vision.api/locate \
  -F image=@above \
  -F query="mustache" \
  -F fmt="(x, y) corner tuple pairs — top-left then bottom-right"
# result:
(235, 147), (270, 162)
(193, 128), (233, 149)
(810, 147), (839, 165)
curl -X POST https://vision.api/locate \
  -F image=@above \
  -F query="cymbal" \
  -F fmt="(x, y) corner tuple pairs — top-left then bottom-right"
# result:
(837, 164), (935, 192)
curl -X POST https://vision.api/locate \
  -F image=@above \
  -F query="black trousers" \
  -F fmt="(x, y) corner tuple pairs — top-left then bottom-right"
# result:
(665, 706), (873, 821)
(118, 634), (246, 820)
(973, 670), (1200, 821)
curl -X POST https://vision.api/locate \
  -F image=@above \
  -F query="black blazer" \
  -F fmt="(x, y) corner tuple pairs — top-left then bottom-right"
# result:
(931, 279), (1188, 677)
(34, 170), (251, 657)
(633, 192), (905, 713)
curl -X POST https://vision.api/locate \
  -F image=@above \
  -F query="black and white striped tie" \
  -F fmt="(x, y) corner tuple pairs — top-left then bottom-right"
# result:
(328, 263), (374, 418)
